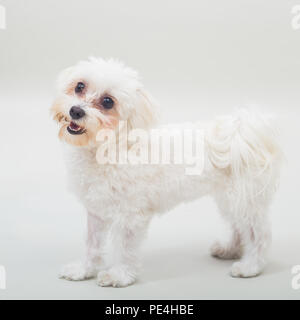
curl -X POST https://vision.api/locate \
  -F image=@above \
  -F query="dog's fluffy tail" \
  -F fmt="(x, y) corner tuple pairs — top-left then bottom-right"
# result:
(207, 109), (283, 211)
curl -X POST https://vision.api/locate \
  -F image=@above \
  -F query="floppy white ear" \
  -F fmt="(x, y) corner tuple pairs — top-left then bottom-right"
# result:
(127, 89), (158, 130)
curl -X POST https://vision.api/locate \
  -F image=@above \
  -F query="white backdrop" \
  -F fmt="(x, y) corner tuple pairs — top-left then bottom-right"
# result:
(0, 0), (299, 299)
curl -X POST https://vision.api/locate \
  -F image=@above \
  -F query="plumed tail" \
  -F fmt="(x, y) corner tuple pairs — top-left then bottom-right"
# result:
(207, 109), (283, 211)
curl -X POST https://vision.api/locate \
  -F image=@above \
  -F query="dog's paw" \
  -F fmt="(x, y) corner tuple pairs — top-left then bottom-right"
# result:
(210, 241), (241, 260)
(59, 262), (96, 281)
(96, 265), (136, 288)
(230, 260), (263, 278)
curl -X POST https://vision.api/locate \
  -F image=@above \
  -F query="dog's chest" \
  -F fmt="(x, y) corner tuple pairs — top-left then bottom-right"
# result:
(65, 148), (162, 215)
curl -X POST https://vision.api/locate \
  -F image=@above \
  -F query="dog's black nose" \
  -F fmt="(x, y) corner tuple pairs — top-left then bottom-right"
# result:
(69, 106), (85, 120)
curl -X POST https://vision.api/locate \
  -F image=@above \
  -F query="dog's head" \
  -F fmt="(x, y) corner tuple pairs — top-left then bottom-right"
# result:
(51, 57), (156, 147)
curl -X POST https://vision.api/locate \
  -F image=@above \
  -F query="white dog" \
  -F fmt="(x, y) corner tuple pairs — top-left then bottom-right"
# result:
(51, 57), (282, 287)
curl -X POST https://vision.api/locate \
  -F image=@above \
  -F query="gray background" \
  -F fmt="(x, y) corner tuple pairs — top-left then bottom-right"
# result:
(0, 0), (299, 299)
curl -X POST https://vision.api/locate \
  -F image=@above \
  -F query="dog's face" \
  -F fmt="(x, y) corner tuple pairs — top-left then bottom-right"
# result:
(51, 58), (156, 147)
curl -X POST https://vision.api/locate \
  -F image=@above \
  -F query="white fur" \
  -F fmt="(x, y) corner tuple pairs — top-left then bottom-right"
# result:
(54, 58), (283, 287)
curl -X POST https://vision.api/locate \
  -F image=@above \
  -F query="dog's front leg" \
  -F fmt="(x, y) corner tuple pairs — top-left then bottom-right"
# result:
(97, 216), (150, 288)
(59, 212), (110, 281)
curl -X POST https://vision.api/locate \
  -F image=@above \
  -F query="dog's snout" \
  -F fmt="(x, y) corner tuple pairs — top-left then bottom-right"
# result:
(69, 106), (85, 120)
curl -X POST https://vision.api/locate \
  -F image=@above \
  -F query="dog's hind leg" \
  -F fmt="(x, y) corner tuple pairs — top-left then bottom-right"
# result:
(211, 194), (243, 260)
(230, 203), (271, 278)
(59, 212), (110, 281)
(210, 223), (242, 260)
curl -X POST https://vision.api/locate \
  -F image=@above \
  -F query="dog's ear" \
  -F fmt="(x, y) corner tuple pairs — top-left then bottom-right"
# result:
(127, 88), (158, 130)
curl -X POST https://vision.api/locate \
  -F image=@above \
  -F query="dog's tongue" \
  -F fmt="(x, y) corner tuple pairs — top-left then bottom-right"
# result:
(70, 122), (80, 130)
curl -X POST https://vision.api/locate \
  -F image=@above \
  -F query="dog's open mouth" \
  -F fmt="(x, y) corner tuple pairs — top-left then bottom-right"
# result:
(67, 122), (86, 135)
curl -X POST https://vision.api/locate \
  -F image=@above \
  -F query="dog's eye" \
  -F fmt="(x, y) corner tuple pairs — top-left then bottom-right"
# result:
(75, 82), (85, 94)
(101, 97), (114, 109)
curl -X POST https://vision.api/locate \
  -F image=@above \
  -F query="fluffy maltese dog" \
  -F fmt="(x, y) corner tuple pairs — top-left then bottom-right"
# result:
(51, 57), (282, 287)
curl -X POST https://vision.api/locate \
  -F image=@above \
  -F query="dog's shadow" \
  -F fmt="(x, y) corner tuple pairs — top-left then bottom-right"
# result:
(140, 246), (286, 283)
(141, 246), (219, 283)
